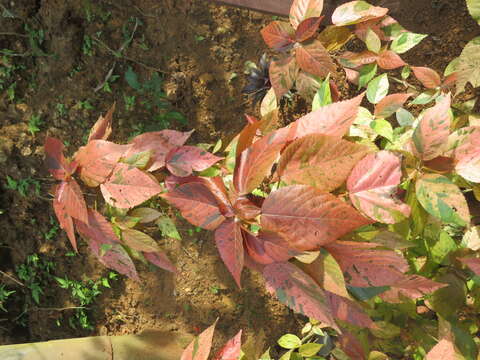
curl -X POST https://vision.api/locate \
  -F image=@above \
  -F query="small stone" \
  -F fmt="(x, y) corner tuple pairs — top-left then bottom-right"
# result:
(21, 146), (32, 156)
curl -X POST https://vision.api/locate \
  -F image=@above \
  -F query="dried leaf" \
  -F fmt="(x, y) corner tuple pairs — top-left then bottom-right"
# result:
(261, 185), (371, 251)
(88, 103), (114, 142)
(214, 219), (245, 287)
(278, 134), (370, 191)
(101, 163), (162, 209)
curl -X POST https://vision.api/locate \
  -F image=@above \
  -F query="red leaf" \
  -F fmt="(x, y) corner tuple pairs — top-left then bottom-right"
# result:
(412, 66), (442, 89)
(347, 151), (411, 224)
(232, 196), (261, 220)
(263, 262), (338, 330)
(377, 50), (406, 70)
(244, 230), (299, 265)
(261, 185), (371, 251)
(88, 103), (114, 142)
(374, 93), (411, 118)
(143, 251), (176, 273)
(339, 51), (378, 69)
(412, 94), (452, 160)
(125, 130), (193, 172)
(325, 241), (408, 287)
(278, 134), (371, 192)
(100, 163), (162, 209)
(288, 93), (365, 139)
(121, 228), (161, 252)
(165, 175), (234, 217)
(75, 140), (130, 186)
(215, 219), (245, 287)
(327, 292), (373, 328)
(45, 137), (76, 180)
(295, 16), (323, 42)
(214, 330), (242, 360)
(289, 0), (324, 29)
(53, 186), (76, 251)
(269, 56), (298, 98)
(166, 146), (223, 177)
(459, 257), (480, 275)
(338, 331), (366, 360)
(236, 120), (260, 156)
(260, 21), (294, 51)
(295, 40), (336, 77)
(161, 182), (225, 230)
(75, 209), (139, 280)
(56, 179), (89, 224)
(181, 320), (218, 360)
(380, 275), (447, 302)
(233, 132), (286, 195)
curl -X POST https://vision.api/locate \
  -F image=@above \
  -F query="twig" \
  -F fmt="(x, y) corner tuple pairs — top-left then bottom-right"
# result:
(0, 32), (28, 37)
(30, 306), (86, 312)
(0, 270), (24, 287)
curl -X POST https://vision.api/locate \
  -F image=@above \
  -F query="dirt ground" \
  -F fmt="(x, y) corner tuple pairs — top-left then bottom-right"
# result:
(0, 0), (478, 354)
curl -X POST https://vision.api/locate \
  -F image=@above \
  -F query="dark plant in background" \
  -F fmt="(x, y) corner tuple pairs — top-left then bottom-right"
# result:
(242, 54), (272, 105)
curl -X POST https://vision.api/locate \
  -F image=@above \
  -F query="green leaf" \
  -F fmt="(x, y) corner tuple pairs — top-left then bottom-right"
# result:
(365, 28), (381, 53)
(260, 349), (272, 360)
(396, 108), (414, 127)
(391, 32), (428, 54)
(425, 228), (457, 264)
(125, 66), (141, 90)
(366, 73), (389, 104)
(370, 118), (393, 141)
(430, 273), (466, 318)
(467, 0), (480, 25)
(370, 321), (401, 339)
(299, 343), (323, 357)
(278, 334), (302, 349)
(415, 174), (470, 227)
(121, 150), (152, 169)
(401, 65), (411, 79)
(312, 75), (332, 111)
(347, 285), (389, 300)
(156, 216), (181, 240)
(411, 91), (439, 105)
(358, 63), (378, 89)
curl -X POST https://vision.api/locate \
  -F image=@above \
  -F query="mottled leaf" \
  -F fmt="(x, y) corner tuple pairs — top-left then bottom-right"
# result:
(75, 140), (130, 186)
(412, 94), (451, 161)
(269, 56), (298, 98)
(332, 1), (388, 26)
(278, 134), (370, 191)
(366, 73), (389, 104)
(295, 40), (336, 78)
(290, 0), (324, 29)
(374, 93), (411, 118)
(121, 228), (160, 252)
(449, 126), (480, 183)
(214, 219), (244, 287)
(261, 185), (371, 251)
(214, 330), (242, 360)
(88, 103), (114, 142)
(156, 216), (181, 240)
(391, 32), (428, 54)
(263, 262), (338, 329)
(347, 151), (410, 224)
(161, 182), (225, 230)
(415, 173), (470, 226)
(327, 292), (373, 328)
(166, 146), (222, 177)
(260, 21), (295, 51)
(128, 207), (161, 223)
(181, 320), (217, 360)
(100, 163), (162, 209)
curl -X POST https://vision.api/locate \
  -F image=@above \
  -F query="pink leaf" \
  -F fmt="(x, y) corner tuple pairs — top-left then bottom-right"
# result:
(278, 134), (371, 192)
(181, 320), (218, 360)
(263, 262), (338, 330)
(214, 219), (245, 288)
(412, 94), (452, 161)
(75, 140), (130, 186)
(260, 21), (295, 51)
(449, 126), (480, 183)
(338, 331), (366, 360)
(53, 185), (76, 251)
(332, 2), (388, 26)
(269, 56), (298, 98)
(327, 292), (373, 328)
(244, 230), (299, 265)
(345, 68), (360, 85)
(56, 179), (89, 224)
(166, 146), (223, 177)
(261, 185), (371, 251)
(75, 209), (139, 280)
(45, 137), (76, 180)
(295, 40), (336, 77)
(161, 182), (225, 230)
(288, 93), (365, 139)
(143, 251), (176, 273)
(289, 0), (324, 29)
(100, 163), (162, 209)
(374, 93), (411, 118)
(347, 151), (411, 224)
(412, 66), (442, 89)
(325, 241), (408, 287)
(88, 103), (114, 142)
(426, 339), (462, 360)
(295, 16), (323, 42)
(377, 50), (406, 70)
(125, 130), (193, 172)
(459, 257), (480, 275)
(339, 51), (378, 69)
(214, 330), (242, 360)
(380, 275), (447, 302)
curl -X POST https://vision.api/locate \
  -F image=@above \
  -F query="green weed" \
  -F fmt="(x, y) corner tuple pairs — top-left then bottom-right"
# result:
(16, 254), (54, 305)
(5, 176), (40, 197)
(0, 285), (15, 312)
(28, 114), (43, 135)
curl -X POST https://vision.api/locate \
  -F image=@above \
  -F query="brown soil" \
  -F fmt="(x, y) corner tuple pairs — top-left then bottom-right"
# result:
(0, 0), (478, 355)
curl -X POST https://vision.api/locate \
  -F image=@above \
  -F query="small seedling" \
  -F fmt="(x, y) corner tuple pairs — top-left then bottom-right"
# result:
(82, 35), (94, 56)
(16, 254), (54, 305)
(56, 103), (67, 117)
(0, 285), (15, 312)
(28, 114), (43, 136)
(5, 176), (40, 197)
(123, 93), (136, 111)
